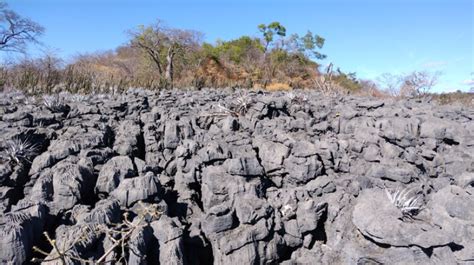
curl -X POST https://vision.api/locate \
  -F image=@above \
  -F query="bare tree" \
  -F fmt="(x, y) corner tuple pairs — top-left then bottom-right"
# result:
(377, 71), (441, 97)
(129, 22), (166, 75)
(164, 28), (202, 86)
(377, 73), (402, 97)
(129, 21), (202, 88)
(0, 2), (44, 53)
(37, 50), (63, 92)
(400, 71), (441, 96)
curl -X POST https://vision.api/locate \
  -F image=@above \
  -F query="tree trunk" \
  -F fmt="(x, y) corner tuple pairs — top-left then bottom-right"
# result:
(165, 46), (175, 89)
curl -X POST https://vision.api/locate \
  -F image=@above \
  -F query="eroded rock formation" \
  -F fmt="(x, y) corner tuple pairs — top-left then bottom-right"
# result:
(0, 88), (473, 264)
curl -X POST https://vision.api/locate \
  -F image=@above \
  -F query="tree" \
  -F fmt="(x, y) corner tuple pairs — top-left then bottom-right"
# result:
(204, 36), (264, 64)
(298, 31), (326, 60)
(129, 21), (202, 88)
(164, 28), (202, 85)
(0, 2), (44, 53)
(400, 71), (440, 96)
(129, 23), (166, 75)
(377, 73), (402, 96)
(258, 22), (286, 53)
(377, 71), (441, 97)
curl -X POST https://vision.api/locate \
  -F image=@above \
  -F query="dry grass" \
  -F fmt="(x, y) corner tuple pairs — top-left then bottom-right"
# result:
(433, 91), (474, 106)
(259, 82), (292, 91)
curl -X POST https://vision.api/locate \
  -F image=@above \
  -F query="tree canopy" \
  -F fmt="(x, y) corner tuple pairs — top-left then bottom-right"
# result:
(0, 2), (44, 53)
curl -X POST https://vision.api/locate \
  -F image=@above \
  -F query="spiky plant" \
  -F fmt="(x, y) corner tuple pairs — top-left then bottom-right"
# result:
(206, 92), (256, 118)
(233, 92), (254, 115)
(216, 103), (238, 117)
(286, 91), (308, 104)
(3, 137), (38, 164)
(69, 94), (89, 103)
(385, 187), (423, 218)
(43, 95), (68, 112)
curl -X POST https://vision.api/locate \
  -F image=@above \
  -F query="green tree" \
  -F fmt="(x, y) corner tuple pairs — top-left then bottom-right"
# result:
(288, 31), (326, 60)
(258, 22), (286, 53)
(207, 36), (264, 64)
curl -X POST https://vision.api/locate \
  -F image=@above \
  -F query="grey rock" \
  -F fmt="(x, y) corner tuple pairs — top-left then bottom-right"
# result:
(363, 144), (381, 162)
(367, 164), (414, 183)
(455, 172), (474, 188)
(76, 199), (121, 225)
(0, 202), (46, 265)
(197, 142), (228, 163)
(357, 100), (385, 109)
(296, 200), (327, 234)
(224, 156), (264, 177)
(29, 152), (57, 175)
(1, 89), (473, 264)
(95, 156), (136, 194)
(151, 216), (185, 265)
(420, 118), (465, 144)
(202, 204), (235, 234)
(201, 165), (247, 210)
(128, 225), (154, 265)
(284, 155), (323, 185)
(164, 122), (180, 149)
(44, 223), (100, 264)
(79, 148), (114, 166)
(378, 117), (420, 147)
(234, 194), (272, 225)
(217, 217), (271, 255)
(253, 137), (290, 173)
(0, 186), (14, 212)
(111, 172), (162, 207)
(353, 188), (460, 248)
(292, 140), (318, 157)
(221, 116), (239, 133)
(51, 161), (95, 212)
(0, 163), (12, 185)
(113, 119), (142, 156)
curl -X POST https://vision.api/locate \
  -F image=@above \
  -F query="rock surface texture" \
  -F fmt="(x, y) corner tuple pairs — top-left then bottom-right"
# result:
(0, 88), (473, 264)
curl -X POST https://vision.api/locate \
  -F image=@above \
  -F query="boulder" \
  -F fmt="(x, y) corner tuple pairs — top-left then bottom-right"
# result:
(95, 156), (136, 194)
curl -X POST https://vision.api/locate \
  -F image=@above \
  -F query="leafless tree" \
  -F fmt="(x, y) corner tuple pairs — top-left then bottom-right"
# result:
(129, 21), (202, 88)
(164, 28), (202, 86)
(37, 50), (63, 92)
(377, 73), (402, 96)
(377, 71), (441, 97)
(399, 71), (441, 96)
(0, 2), (44, 53)
(129, 21), (166, 75)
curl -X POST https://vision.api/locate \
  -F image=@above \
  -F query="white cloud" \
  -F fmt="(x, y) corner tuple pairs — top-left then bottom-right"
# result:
(461, 79), (474, 86)
(422, 60), (448, 68)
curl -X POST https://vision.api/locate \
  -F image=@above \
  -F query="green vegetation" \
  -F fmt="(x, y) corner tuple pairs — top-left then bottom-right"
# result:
(203, 36), (264, 64)
(0, 2), (364, 93)
(2, 2), (455, 99)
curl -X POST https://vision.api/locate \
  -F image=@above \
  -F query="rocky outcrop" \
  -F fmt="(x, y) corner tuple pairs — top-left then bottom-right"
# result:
(0, 88), (473, 264)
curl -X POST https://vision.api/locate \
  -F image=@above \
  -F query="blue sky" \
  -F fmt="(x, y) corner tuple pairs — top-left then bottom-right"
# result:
(4, 0), (474, 92)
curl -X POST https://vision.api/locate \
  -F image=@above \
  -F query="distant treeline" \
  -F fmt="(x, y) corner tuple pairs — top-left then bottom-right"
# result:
(0, 2), (451, 99)
(1, 17), (371, 94)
